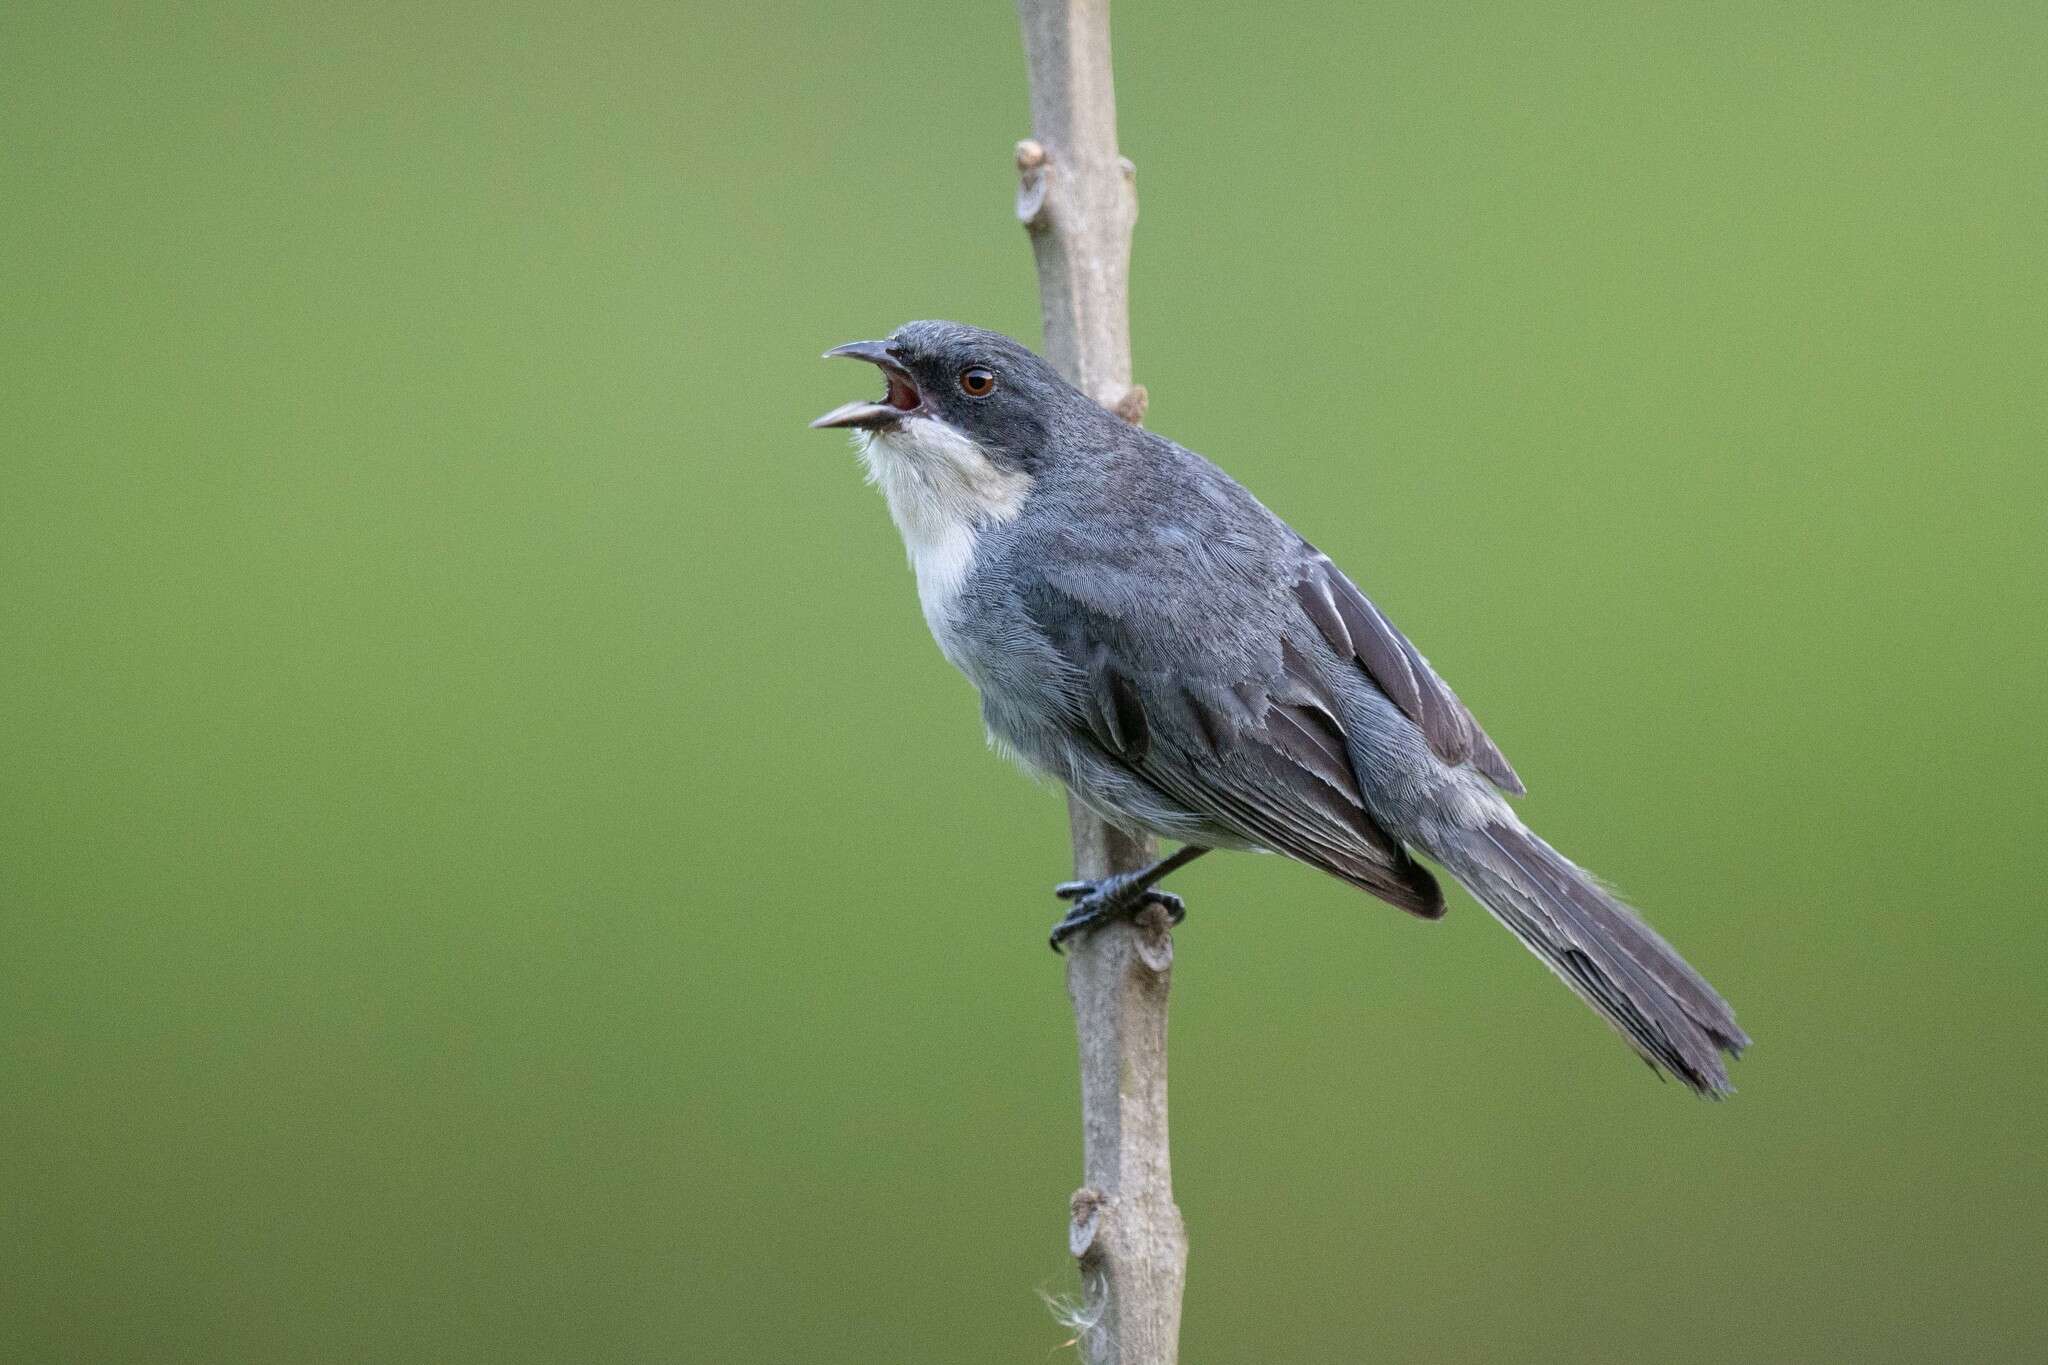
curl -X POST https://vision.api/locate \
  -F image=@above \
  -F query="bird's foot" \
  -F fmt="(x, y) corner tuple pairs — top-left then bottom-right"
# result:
(1048, 875), (1186, 953)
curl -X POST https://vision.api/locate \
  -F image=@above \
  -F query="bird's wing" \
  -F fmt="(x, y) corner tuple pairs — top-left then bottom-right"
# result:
(1023, 582), (1446, 919)
(1291, 550), (1524, 795)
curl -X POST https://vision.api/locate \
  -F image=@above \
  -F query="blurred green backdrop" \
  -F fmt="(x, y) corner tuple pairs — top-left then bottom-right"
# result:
(4, 1), (2044, 1360)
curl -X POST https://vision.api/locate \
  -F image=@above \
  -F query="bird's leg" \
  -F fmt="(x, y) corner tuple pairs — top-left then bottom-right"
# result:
(1049, 844), (1211, 952)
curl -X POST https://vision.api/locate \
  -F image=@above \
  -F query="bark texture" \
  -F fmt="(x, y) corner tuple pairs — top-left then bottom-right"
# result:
(1014, 4), (1186, 1361)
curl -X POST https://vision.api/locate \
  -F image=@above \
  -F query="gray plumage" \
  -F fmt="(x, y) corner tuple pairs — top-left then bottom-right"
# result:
(814, 321), (1748, 1096)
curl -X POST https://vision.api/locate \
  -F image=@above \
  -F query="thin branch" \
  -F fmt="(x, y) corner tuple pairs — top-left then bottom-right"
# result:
(1014, 4), (1185, 1362)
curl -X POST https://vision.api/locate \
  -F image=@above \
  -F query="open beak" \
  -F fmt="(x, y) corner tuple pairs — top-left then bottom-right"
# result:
(811, 340), (925, 429)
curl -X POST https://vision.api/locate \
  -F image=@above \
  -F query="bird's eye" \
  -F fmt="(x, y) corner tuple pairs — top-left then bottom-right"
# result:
(959, 366), (997, 397)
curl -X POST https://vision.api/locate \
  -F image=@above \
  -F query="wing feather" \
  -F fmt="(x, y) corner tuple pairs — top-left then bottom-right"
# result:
(1063, 620), (1445, 919)
(1293, 554), (1524, 795)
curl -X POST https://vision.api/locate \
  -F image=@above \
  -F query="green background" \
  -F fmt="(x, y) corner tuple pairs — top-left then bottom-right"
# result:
(5, 2), (2043, 1360)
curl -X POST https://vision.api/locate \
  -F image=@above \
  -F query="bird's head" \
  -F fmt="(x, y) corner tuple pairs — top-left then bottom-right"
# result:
(810, 321), (1075, 477)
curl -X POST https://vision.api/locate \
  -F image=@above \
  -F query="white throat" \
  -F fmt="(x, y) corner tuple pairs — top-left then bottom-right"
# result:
(855, 417), (1033, 642)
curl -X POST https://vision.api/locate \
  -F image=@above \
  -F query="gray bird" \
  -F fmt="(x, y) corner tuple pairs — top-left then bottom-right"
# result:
(813, 321), (1748, 1096)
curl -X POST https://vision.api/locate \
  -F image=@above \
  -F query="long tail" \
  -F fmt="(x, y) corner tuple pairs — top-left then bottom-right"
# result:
(1435, 818), (1749, 1097)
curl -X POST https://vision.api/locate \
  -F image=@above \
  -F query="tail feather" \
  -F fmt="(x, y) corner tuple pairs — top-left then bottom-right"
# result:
(1440, 819), (1749, 1097)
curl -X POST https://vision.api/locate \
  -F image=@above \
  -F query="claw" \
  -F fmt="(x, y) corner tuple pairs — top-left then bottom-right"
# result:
(1047, 877), (1188, 952)
(1148, 890), (1187, 926)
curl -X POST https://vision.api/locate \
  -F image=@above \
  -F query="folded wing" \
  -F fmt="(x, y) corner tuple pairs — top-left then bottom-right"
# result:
(1291, 551), (1523, 795)
(1042, 594), (1445, 919)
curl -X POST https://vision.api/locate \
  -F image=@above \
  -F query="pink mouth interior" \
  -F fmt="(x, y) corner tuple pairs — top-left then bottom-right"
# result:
(884, 370), (920, 411)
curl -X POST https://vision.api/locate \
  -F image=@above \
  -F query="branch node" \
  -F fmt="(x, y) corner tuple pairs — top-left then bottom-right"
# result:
(1069, 1186), (1108, 1261)
(1111, 384), (1149, 425)
(1133, 902), (1174, 974)
(1015, 140), (1052, 227)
